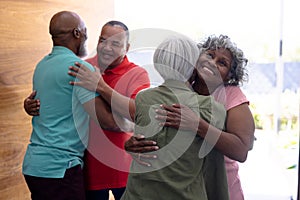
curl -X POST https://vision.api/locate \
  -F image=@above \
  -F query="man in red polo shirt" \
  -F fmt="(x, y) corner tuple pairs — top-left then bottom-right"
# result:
(80, 21), (150, 200)
(24, 20), (150, 200)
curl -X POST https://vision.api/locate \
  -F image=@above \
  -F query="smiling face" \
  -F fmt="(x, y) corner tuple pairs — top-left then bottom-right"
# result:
(196, 48), (233, 92)
(96, 24), (129, 70)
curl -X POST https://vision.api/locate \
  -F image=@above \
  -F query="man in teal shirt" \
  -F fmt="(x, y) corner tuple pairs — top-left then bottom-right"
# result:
(22, 11), (117, 200)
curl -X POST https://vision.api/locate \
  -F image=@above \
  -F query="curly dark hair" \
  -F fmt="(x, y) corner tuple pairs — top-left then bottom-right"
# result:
(197, 35), (248, 86)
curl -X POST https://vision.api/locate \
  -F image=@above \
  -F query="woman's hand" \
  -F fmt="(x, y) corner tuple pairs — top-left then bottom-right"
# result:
(68, 62), (104, 92)
(155, 104), (199, 132)
(125, 134), (159, 167)
(24, 90), (40, 116)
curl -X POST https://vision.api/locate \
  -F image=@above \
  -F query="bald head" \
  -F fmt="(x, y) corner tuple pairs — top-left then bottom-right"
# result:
(50, 11), (84, 38)
(49, 11), (88, 57)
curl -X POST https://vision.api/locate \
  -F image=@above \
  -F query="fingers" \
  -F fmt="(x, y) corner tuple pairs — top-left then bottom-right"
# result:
(155, 108), (167, 116)
(132, 154), (151, 167)
(171, 103), (181, 109)
(74, 62), (90, 72)
(68, 62), (88, 78)
(125, 135), (159, 153)
(68, 70), (78, 78)
(160, 104), (181, 114)
(131, 145), (159, 153)
(126, 135), (159, 167)
(27, 90), (37, 99)
(134, 134), (146, 141)
(155, 105), (182, 129)
(133, 137), (158, 148)
(74, 62), (85, 69)
(24, 96), (40, 116)
(155, 108), (178, 122)
(160, 104), (175, 112)
(126, 141), (159, 153)
(68, 65), (85, 86)
(68, 67), (85, 80)
(27, 110), (40, 116)
(69, 65), (80, 73)
(69, 80), (83, 87)
(132, 153), (157, 167)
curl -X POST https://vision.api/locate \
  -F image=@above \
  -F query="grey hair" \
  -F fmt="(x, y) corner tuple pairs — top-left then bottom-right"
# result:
(198, 35), (248, 86)
(153, 35), (200, 82)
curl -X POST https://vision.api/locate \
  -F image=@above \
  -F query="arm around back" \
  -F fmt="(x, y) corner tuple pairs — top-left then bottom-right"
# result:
(83, 95), (119, 130)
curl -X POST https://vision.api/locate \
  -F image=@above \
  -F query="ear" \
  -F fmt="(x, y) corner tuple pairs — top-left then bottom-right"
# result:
(73, 28), (80, 39)
(126, 43), (130, 52)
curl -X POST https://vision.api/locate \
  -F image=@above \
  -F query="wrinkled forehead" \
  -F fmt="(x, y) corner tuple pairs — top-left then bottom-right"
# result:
(100, 25), (128, 42)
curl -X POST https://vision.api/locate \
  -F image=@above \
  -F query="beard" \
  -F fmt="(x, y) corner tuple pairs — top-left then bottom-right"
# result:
(78, 39), (88, 58)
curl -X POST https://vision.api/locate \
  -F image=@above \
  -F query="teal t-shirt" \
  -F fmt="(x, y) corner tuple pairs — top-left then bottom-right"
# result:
(22, 46), (98, 178)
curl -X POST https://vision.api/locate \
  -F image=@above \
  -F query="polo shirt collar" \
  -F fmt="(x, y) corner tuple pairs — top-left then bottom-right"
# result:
(52, 46), (75, 56)
(103, 56), (134, 75)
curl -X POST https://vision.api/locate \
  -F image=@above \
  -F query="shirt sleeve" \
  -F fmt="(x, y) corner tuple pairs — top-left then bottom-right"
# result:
(129, 67), (151, 99)
(225, 86), (249, 110)
(213, 86), (249, 111)
(114, 66), (150, 100)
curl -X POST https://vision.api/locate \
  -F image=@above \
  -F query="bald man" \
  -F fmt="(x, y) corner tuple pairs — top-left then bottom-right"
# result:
(22, 11), (117, 200)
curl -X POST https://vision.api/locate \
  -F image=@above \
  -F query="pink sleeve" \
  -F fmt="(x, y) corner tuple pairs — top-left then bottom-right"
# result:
(212, 86), (249, 111)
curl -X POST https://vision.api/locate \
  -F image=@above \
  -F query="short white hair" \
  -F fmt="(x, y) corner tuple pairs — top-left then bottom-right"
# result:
(153, 35), (199, 82)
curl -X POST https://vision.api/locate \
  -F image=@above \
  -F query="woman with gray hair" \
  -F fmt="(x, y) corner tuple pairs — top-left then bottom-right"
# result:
(152, 35), (199, 82)
(121, 35), (229, 200)
(153, 34), (255, 200)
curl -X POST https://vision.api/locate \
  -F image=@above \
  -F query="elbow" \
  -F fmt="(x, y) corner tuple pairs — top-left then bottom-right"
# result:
(236, 151), (248, 163)
(99, 116), (118, 130)
(101, 122), (117, 130)
(227, 148), (248, 163)
(238, 155), (247, 163)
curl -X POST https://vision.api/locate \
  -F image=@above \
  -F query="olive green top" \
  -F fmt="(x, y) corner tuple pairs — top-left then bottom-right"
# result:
(121, 80), (229, 200)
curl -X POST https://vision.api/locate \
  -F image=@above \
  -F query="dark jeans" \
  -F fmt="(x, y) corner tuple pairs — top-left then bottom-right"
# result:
(24, 165), (85, 200)
(86, 187), (126, 200)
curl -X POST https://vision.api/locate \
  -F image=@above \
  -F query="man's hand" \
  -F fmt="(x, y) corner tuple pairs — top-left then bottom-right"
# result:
(68, 62), (103, 93)
(125, 134), (159, 167)
(24, 90), (40, 116)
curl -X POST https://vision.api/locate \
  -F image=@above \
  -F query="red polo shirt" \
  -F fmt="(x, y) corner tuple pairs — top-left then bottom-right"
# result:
(84, 55), (150, 190)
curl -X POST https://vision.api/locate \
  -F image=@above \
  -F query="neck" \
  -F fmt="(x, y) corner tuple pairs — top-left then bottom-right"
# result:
(53, 38), (78, 55)
(193, 80), (210, 95)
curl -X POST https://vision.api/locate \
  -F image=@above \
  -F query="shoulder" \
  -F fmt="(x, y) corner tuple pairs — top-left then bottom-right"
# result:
(128, 63), (148, 74)
(214, 86), (249, 110)
(85, 55), (98, 66)
(224, 85), (244, 94)
(136, 87), (154, 98)
(225, 86), (248, 104)
(77, 60), (96, 72)
(196, 94), (225, 110)
(123, 56), (147, 71)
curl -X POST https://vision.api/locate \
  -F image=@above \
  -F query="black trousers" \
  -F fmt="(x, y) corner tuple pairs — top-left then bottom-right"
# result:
(24, 165), (85, 200)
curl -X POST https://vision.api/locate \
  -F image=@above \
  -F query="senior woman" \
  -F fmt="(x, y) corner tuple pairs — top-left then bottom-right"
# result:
(121, 35), (229, 200)
(126, 35), (255, 200)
